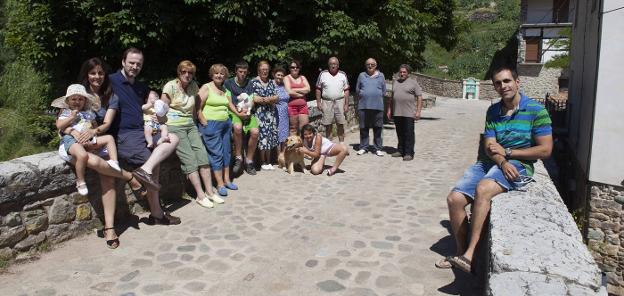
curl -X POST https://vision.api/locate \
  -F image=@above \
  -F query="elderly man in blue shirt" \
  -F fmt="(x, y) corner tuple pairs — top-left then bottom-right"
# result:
(355, 58), (386, 156)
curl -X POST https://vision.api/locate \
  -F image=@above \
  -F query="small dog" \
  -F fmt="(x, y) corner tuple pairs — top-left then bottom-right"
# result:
(278, 135), (307, 174)
(236, 93), (254, 116)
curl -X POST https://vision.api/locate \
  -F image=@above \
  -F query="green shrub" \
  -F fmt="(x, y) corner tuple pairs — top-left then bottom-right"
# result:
(0, 61), (55, 161)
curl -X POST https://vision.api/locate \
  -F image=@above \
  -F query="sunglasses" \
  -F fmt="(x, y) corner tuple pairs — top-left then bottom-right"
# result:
(366, 63), (377, 67)
(180, 70), (195, 75)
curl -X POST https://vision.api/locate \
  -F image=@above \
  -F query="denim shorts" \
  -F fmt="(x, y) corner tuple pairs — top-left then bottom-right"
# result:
(117, 129), (160, 167)
(61, 135), (77, 153)
(452, 161), (533, 200)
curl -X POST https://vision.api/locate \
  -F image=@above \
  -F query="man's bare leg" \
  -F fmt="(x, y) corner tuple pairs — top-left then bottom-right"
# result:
(462, 179), (505, 262)
(324, 125), (333, 140)
(146, 164), (164, 217)
(246, 128), (259, 163)
(337, 124), (345, 143)
(447, 191), (471, 255)
(233, 124), (243, 158)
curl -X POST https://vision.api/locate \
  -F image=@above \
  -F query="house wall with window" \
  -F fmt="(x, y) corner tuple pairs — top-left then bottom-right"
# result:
(567, 0), (624, 294)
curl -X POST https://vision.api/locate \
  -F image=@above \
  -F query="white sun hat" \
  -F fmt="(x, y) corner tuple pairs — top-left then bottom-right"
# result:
(51, 84), (99, 110)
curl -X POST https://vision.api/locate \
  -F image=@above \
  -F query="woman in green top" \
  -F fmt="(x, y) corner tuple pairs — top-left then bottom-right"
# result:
(197, 64), (239, 197)
(161, 60), (223, 208)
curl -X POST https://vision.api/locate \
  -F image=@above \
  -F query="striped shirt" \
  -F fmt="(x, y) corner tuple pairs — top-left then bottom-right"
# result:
(481, 95), (552, 175)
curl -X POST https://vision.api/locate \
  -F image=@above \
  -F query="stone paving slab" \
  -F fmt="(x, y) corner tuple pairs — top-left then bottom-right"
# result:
(0, 98), (490, 296)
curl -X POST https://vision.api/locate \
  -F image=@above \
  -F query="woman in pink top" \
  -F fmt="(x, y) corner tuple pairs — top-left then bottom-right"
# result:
(284, 60), (311, 133)
(298, 124), (349, 176)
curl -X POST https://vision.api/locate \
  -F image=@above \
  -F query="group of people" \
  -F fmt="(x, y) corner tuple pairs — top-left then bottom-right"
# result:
(53, 45), (553, 277)
(52, 49), (359, 249)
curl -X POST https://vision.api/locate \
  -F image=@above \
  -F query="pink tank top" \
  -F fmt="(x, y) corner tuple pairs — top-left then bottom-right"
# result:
(287, 75), (307, 107)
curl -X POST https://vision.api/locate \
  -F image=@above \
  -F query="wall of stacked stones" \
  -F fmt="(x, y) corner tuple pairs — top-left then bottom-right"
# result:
(588, 183), (624, 295)
(0, 151), (187, 262)
(488, 162), (606, 295)
(412, 68), (562, 101)
(517, 65), (563, 99)
(412, 73), (499, 100)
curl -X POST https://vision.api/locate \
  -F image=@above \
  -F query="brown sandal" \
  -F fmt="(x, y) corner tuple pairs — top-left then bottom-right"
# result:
(128, 175), (147, 198)
(448, 255), (472, 274)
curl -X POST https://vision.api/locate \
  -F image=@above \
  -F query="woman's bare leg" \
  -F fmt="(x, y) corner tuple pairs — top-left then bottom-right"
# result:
(199, 166), (215, 195)
(310, 156), (326, 175)
(327, 144), (348, 172)
(100, 175), (117, 241)
(298, 114), (309, 131)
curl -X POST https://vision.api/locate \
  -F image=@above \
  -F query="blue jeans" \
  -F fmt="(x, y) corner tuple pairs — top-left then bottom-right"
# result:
(199, 119), (231, 171)
(452, 161), (532, 199)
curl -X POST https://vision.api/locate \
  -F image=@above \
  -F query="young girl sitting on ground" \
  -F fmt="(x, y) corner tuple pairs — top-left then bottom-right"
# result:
(54, 84), (121, 195)
(142, 92), (170, 148)
(298, 124), (349, 176)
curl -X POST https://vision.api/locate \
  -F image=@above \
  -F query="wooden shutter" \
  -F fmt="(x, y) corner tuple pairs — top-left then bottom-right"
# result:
(525, 38), (540, 63)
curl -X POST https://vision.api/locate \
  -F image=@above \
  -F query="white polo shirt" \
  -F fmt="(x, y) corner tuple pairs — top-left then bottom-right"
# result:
(316, 70), (349, 100)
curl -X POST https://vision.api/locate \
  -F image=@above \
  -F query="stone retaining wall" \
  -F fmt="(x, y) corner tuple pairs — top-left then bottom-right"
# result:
(517, 65), (563, 99)
(0, 151), (187, 262)
(412, 73), (499, 100)
(412, 68), (562, 101)
(488, 162), (606, 295)
(587, 182), (624, 295)
(0, 102), (359, 262)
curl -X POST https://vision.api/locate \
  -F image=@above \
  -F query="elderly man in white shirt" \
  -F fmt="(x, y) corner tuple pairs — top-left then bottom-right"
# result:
(315, 57), (350, 143)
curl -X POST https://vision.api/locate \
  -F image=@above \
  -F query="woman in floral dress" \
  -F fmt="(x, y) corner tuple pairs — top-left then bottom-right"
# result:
(251, 61), (279, 170)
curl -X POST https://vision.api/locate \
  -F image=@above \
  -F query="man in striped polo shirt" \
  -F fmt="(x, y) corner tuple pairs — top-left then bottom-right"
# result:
(440, 66), (553, 273)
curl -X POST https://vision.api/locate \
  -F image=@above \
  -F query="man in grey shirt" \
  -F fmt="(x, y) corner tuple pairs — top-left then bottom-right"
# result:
(387, 64), (423, 161)
(355, 58), (386, 156)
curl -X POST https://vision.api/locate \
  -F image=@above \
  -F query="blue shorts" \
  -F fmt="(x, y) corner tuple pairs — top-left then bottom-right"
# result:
(452, 161), (533, 200)
(61, 135), (77, 153)
(116, 129), (161, 167)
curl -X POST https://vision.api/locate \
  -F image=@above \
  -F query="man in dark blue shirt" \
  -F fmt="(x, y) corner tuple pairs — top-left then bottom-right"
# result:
(110, 47), (181, 225)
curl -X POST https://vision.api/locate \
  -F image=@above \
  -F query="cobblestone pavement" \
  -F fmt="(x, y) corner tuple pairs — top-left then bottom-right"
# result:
(0, 98), (490, 295)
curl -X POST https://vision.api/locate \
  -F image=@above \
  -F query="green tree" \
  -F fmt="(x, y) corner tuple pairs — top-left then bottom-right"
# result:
(0, 0), (459, 161)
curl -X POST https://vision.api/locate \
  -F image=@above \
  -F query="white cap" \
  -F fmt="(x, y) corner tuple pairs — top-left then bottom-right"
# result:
(154, 100), (169, 117)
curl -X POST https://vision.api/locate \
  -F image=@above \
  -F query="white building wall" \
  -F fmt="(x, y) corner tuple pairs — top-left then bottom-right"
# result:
(588, 0), (624, 186)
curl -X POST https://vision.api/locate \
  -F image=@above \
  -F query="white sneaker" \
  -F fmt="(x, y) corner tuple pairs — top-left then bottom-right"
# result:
(196, 197), (214, 208)
(267, 164), (275, 170)
(356, 149), (367, 155)
(107, 160), (122, 172)
(208, 193), (225, 204)
(375, 151), (385, 157)
(261, 164), (272, 170)
(76, 182), (89, 196)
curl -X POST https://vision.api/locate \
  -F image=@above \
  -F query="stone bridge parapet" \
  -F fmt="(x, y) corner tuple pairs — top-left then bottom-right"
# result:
(488, 161), (606, 295)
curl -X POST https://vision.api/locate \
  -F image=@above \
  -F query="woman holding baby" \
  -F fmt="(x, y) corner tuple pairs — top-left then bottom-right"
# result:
(160, 60), (223, 208)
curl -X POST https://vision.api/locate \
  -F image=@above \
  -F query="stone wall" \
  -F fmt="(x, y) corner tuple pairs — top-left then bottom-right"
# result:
(587, 182), (624, 295)
(517, 64), (563, 99)
(0, 151), (188, 262)
(0, 103), (359, 262)
(488, 162), (606, 295)
(412, 66), (563, 101)
(307, 96), (359, 135)
(412, 73), (499, 100)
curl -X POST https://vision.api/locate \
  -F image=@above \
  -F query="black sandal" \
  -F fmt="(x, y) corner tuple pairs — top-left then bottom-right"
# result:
(103, 227), (119, 249)
(128, 175), (147, 198)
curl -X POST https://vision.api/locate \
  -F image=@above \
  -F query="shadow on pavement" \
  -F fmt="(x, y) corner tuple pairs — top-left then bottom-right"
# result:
(431, 220), (484, 295)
